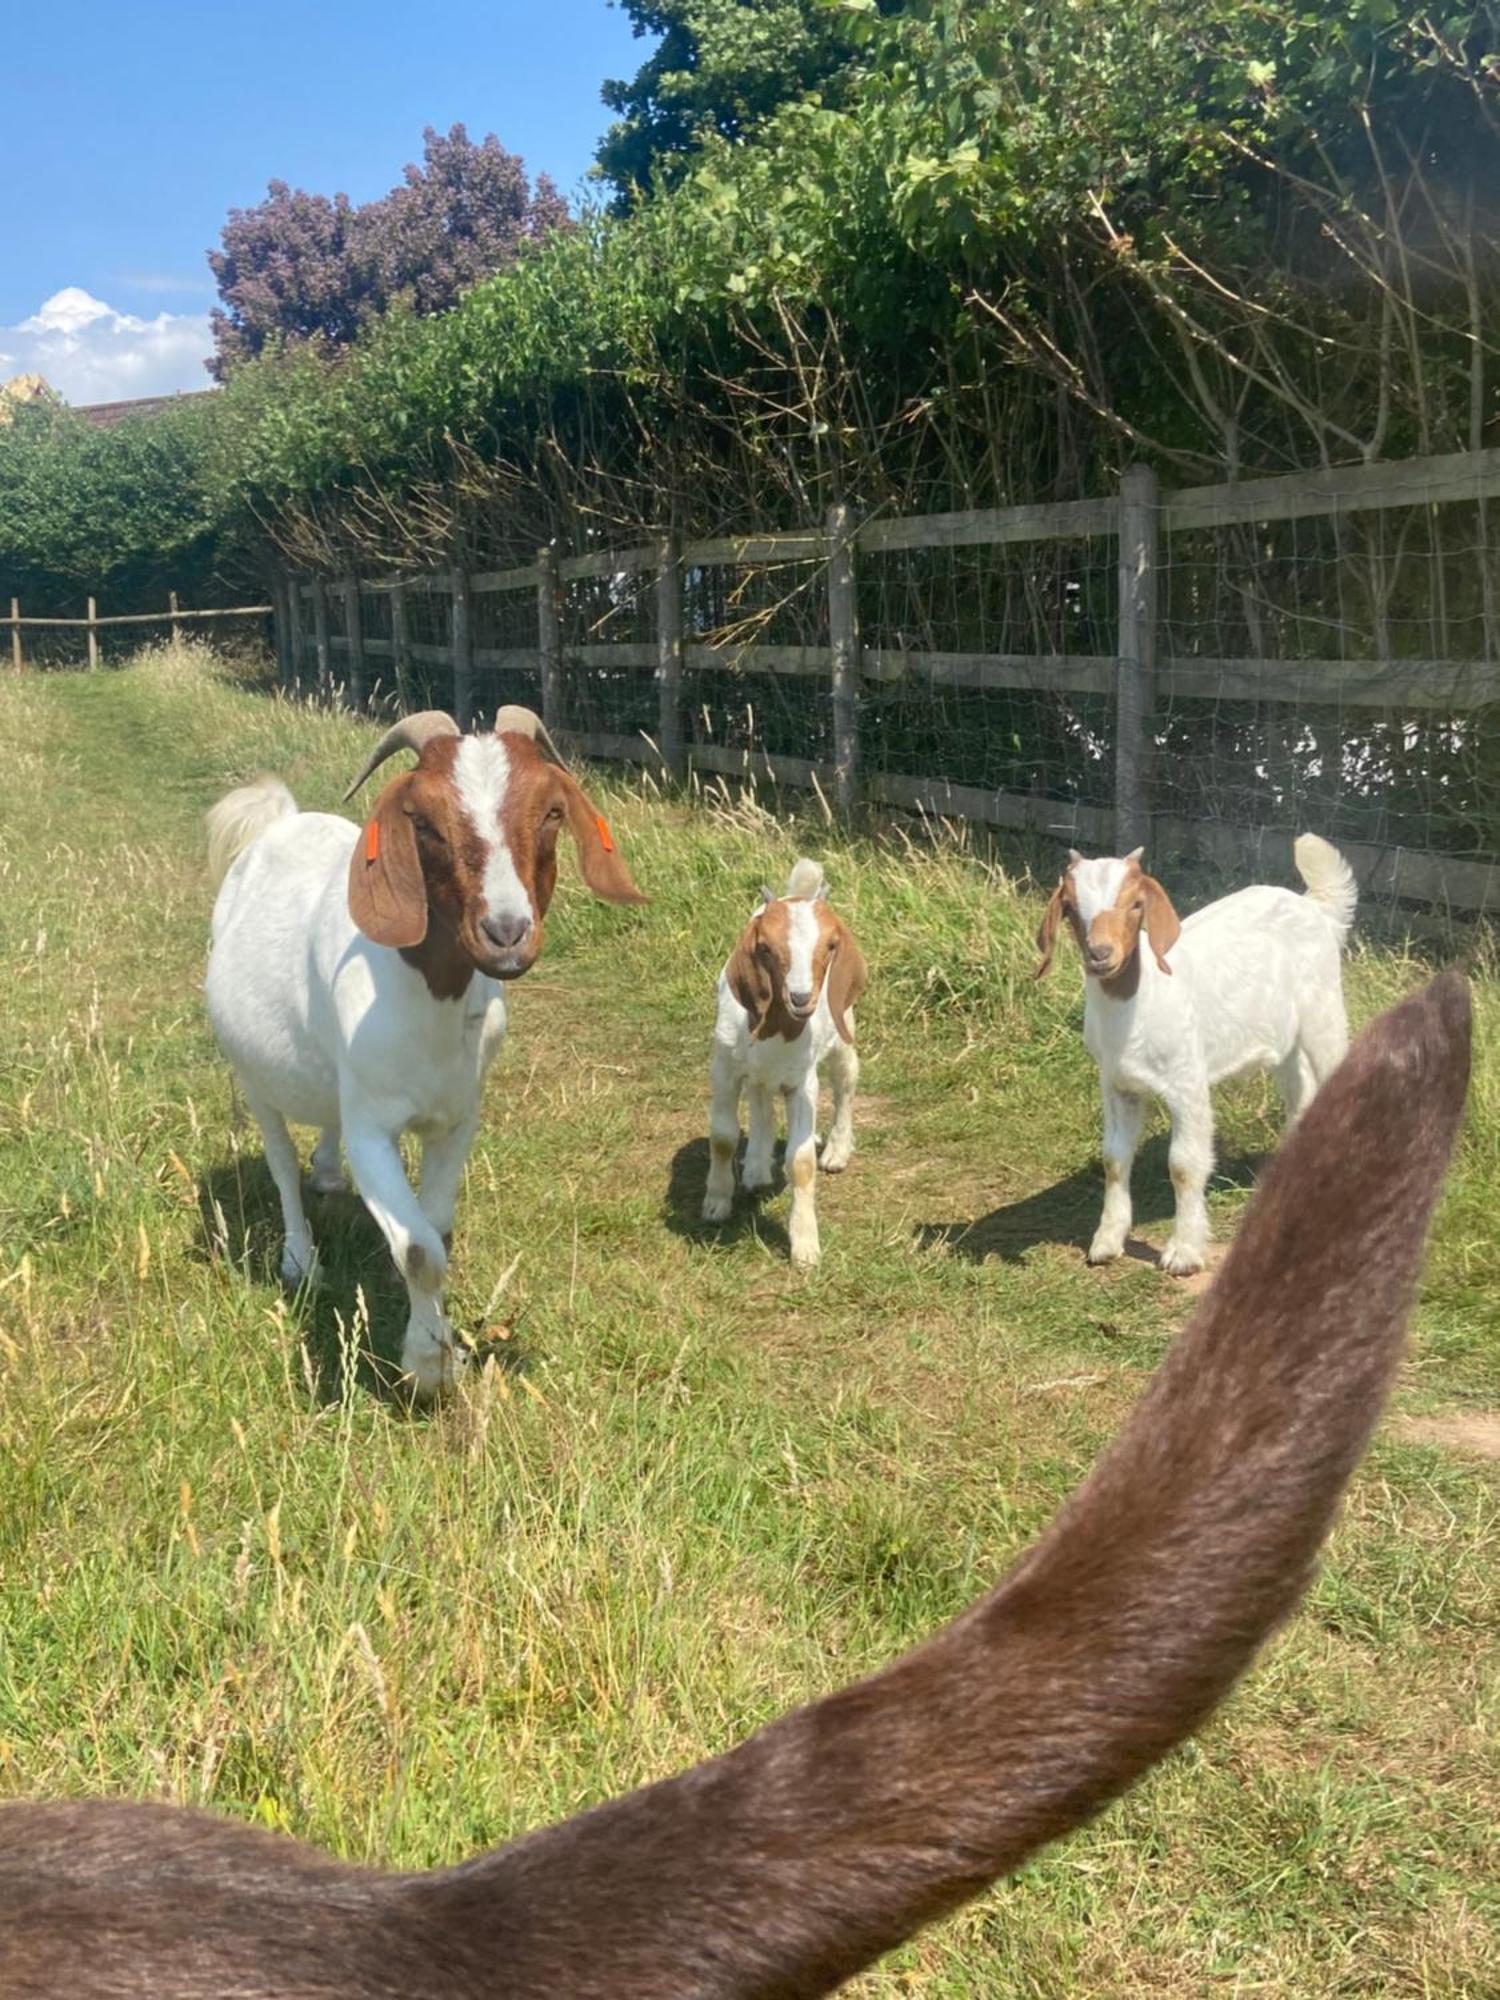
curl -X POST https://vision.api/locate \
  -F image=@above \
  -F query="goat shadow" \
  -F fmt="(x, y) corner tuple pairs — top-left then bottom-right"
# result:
(194, 1154), (525, 1405)
(663, 1136), (793, 1258)
(915, 1134), (1269, 1265)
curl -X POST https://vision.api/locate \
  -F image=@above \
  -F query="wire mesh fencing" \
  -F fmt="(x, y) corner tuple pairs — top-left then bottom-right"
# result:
(284, 445), (1500, 921)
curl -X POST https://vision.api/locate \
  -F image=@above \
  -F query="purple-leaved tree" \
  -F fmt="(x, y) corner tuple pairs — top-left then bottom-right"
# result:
(207, 124), (568, 377)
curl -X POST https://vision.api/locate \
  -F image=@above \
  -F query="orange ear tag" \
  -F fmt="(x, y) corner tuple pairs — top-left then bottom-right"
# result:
(365, 820), (381, 864)
(594, 814), (615, 853)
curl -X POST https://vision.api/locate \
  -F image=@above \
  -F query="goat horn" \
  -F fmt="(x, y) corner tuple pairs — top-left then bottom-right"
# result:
(494, 703), (567, 768)
(341, 711), (461, 802)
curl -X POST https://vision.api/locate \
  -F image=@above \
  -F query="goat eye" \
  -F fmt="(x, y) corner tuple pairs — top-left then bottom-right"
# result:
(413, 816), (444, 845)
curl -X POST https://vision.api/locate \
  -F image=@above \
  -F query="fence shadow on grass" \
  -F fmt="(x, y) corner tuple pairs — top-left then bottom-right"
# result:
(663, 1135), (793, 1258)
(915, 1134), (1270, 1264)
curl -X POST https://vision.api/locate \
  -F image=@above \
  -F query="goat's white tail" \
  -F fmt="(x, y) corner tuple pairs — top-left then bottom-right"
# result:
(783, 857), (828, 902)
(1294, 832), (1357, 942)
(205, 775), (297, 890)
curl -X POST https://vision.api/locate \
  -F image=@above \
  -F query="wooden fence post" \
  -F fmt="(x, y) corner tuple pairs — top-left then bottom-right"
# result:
(169, 591), (182, 646)
(87, 597), (99, 672)
(268, 575), (284, 684)
(450, 566), (473, 727)
(11, 597), (23, 673)
(656, 529), (683, 781)
(273, 574), (294, 687)
(342, 574), (365, 708)
(311, 577), (332, 694)
(285, 577), (304, 691)
(826, 501), (861, 813)
(390, 582), (411, 709)
(1115, 463), (1158, 854)
(537, 546), (563, 735)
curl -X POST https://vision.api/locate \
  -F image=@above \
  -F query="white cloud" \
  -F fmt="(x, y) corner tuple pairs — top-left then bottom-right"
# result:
(0, 287), (214, 405)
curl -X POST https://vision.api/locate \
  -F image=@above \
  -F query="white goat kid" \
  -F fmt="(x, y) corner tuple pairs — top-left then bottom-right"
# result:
(1036, 833), (1357, 1276)
(205, 707), (645, 1397)
(702, 860), (867, 1267)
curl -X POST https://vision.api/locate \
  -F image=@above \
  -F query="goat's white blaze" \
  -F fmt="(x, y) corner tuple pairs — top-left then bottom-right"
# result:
(454, 736), (532, 931)
(786, 899), (821, 1003)
(1071, 856), (1133, 927)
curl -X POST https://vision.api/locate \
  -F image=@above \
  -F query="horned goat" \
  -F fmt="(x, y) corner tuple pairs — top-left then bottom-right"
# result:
(203, 706), (645, 1396)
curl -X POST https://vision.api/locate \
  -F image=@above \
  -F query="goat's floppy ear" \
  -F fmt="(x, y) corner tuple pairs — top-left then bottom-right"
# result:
(348, 775), (427, 949)
(726, 916), (773, 1035)
(555, 771), (648, 906)
(1141, 872), (1181, 974)
(1035, 881), (1066, 979)
(825, 918), (867, 1045)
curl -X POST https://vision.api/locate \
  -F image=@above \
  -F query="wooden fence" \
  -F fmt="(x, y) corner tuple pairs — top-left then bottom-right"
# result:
(267, 447), (1500, 916)
(7, 595), (273, 671)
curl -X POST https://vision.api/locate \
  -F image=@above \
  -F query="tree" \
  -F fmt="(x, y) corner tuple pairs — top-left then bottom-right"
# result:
(595, 0), (865, 205)
(208, 124), (567, 377)
(0, 394), (239, 614)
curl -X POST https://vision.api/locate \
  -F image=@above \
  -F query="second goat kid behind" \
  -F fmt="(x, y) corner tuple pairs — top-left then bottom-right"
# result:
(703, 860), (866, 1266)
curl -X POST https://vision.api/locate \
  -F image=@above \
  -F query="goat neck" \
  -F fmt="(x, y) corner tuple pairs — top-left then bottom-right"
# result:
(399, 905), (480, 1004)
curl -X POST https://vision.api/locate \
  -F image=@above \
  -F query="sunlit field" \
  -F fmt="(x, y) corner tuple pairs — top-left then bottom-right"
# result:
(1, 644), (1495, 1995)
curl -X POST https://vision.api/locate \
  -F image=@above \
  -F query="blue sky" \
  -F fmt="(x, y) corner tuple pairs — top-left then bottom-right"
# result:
(0, 0), (651, 402)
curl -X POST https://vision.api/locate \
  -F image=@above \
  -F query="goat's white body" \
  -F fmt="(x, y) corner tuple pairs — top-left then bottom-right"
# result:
(1077, 837), (1355, 1275)
(205, 782), (506, 1394)
(702, 866), (858, 1266)
(1085, 885), (1345, 1095)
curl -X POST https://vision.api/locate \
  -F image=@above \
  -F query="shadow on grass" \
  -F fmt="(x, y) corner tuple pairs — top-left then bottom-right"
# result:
(663, 1136), (793, 1257)
(915, 1135), (1269, 1264)
(195, 1155), (526, 1406)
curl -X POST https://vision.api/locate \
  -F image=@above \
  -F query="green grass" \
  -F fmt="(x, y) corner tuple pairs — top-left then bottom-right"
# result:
(1, 642), (1496, 1995)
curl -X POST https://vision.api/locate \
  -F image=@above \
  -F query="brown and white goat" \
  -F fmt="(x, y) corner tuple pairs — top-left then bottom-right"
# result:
(702, 859), (867, 1264)
(0, 973), (1470, 1996)
(1036, 835), (1357, 1274)
(204, 706), (645, 1396)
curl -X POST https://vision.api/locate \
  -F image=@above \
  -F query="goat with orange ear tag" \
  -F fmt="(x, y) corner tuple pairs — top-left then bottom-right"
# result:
(204, 706), (645, 1398)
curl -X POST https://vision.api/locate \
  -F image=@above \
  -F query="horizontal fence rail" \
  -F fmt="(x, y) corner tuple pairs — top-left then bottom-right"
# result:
(7, 595), (272, 673)
(266, 443), (1500, 919)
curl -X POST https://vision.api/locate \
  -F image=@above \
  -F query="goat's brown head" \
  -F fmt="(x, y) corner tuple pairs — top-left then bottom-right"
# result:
(344, 706), (646, 991)
(727, 876), (866, 1043)
(1036, 847), (1181, 987)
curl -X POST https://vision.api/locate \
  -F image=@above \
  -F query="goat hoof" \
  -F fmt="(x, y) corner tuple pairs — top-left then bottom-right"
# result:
(1159, 1242), (1206, 1278)
(280, 1244), (322, 1288)
(741, 1168), (774, 1194)
(309, 1167), (350, 1195)
(1087, 1237), (1124, 1266)
(819, 1147), (852, 1174)
(701, 1193), (733, 1224)
(403, 1343), (461, 1403)
(790, 1239), (821, 1269)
